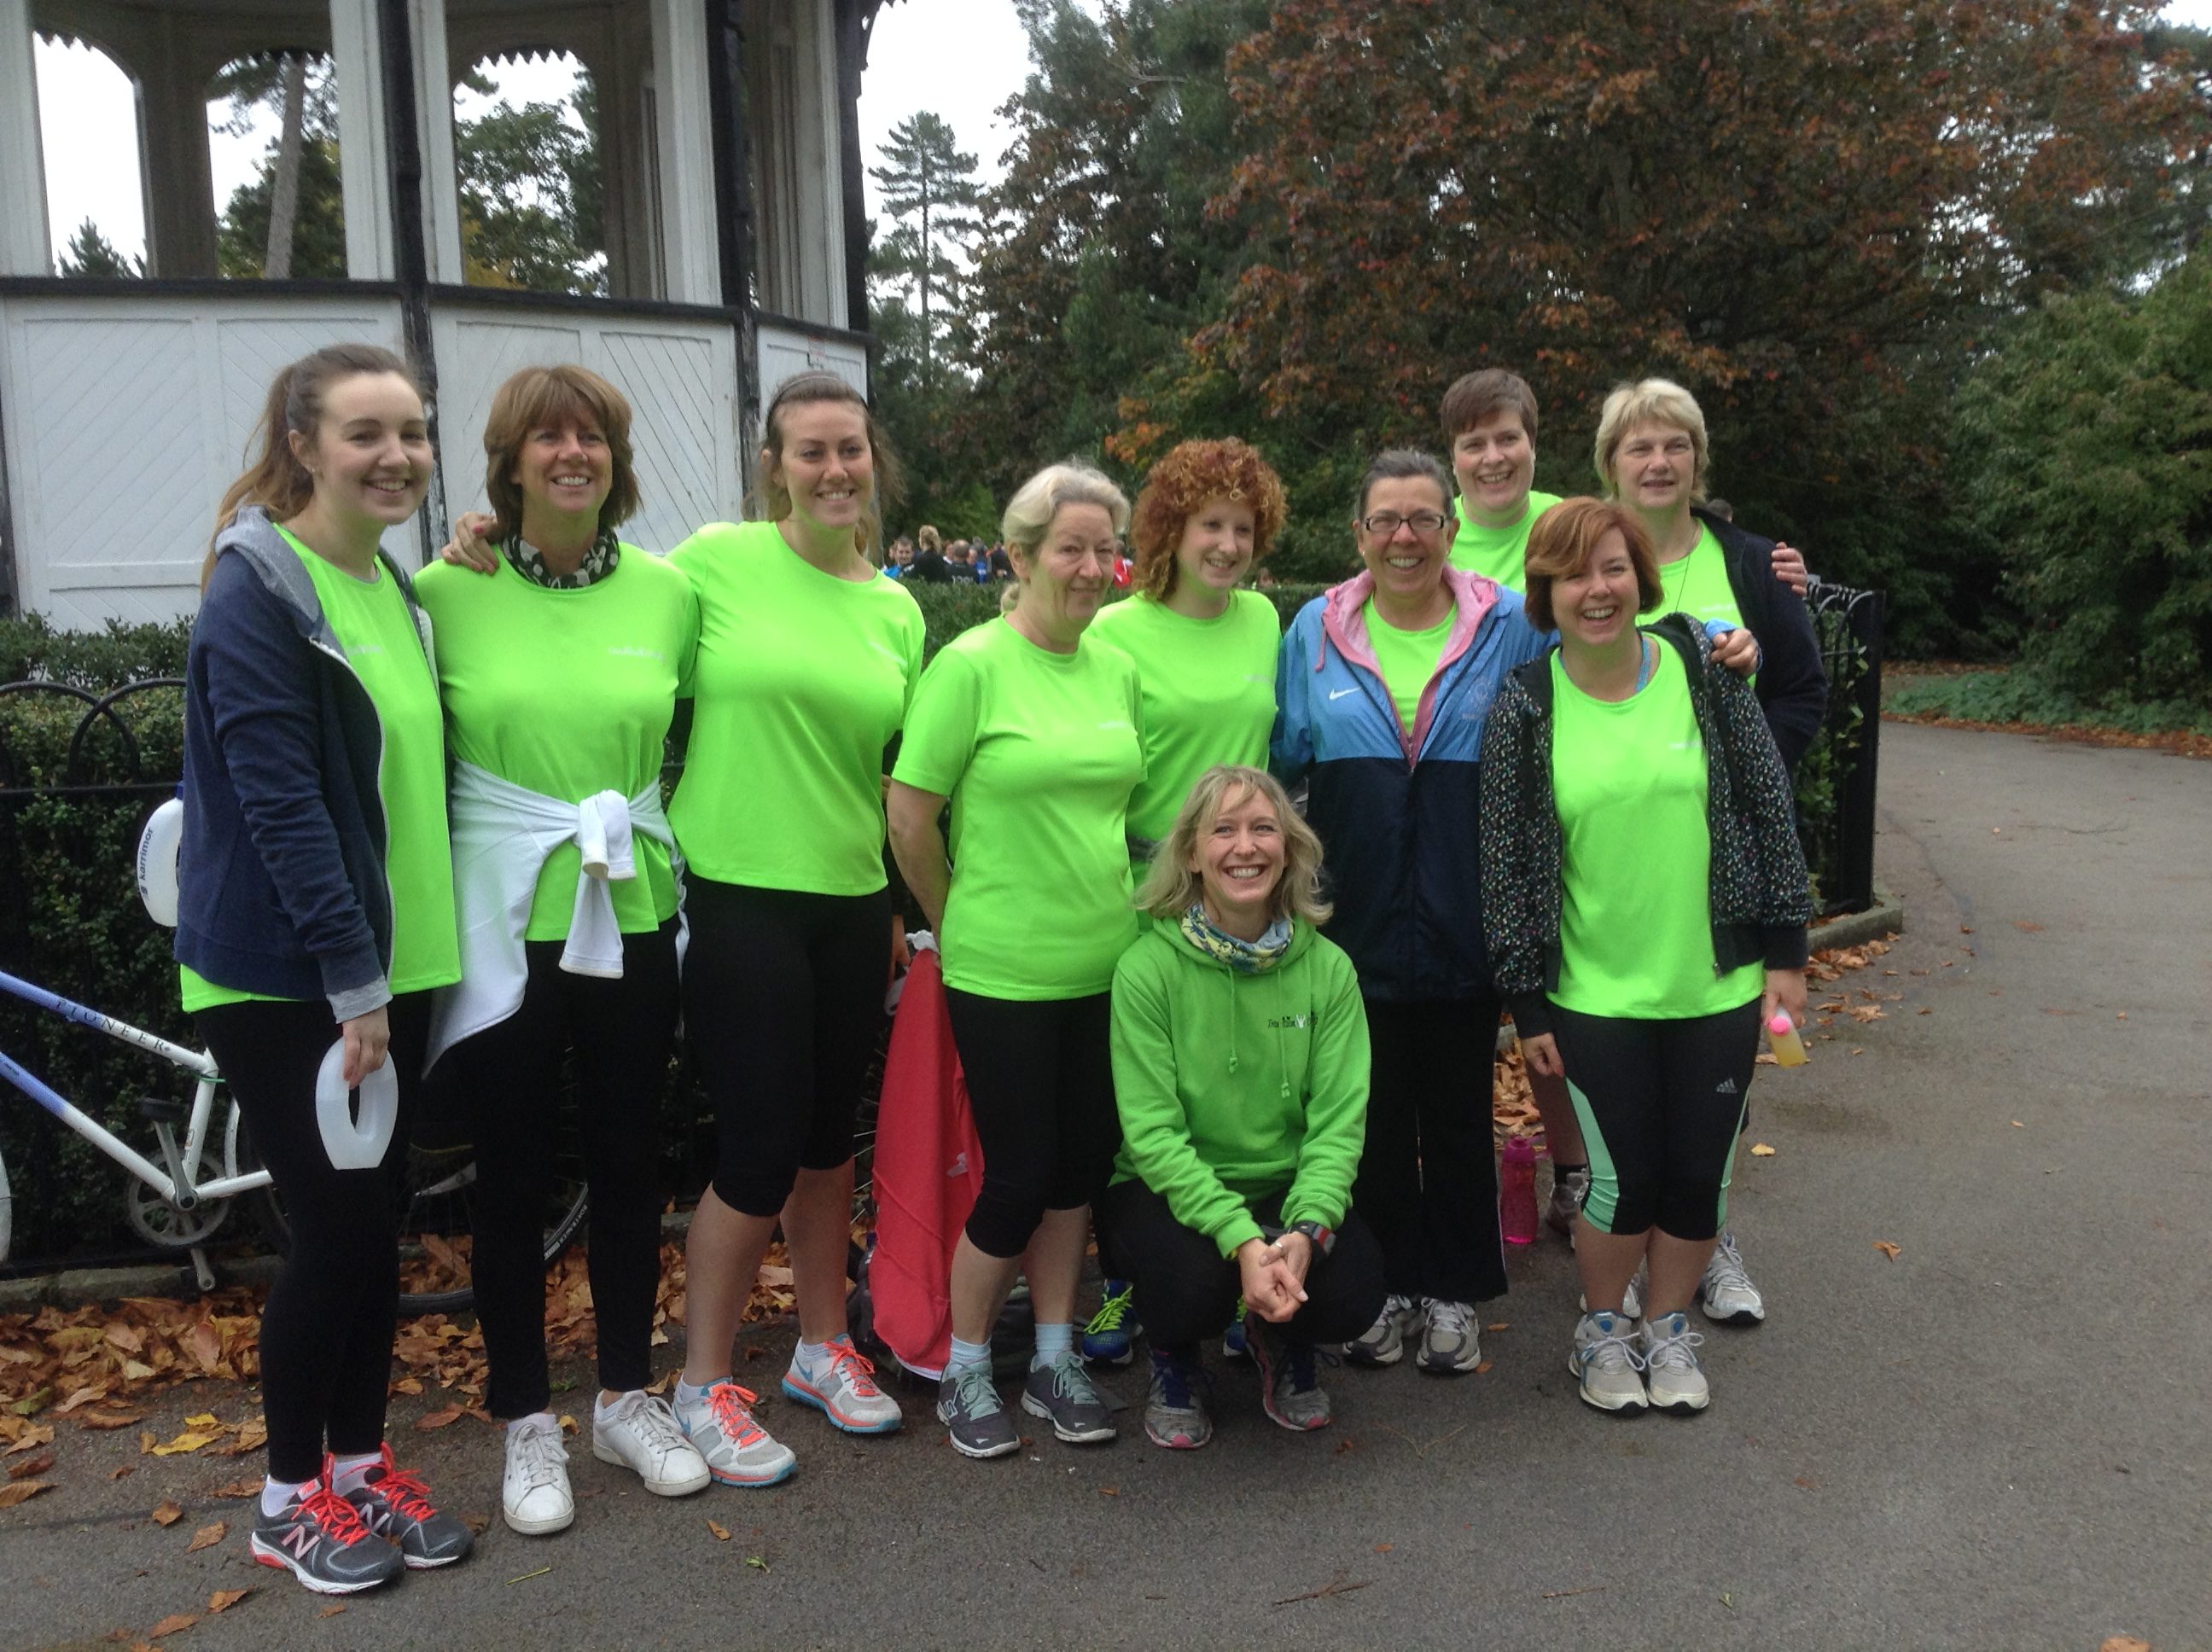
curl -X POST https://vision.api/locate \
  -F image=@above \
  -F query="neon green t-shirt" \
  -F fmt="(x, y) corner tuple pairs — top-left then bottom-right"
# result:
(413, 548), (697, 939)
(1657, 524), (1744, 634)
(891, 620), (1145, 999)
(182, 529), (460, 1013)
(1548, 640), (1763, 1019)
(667, 521), (923, 895)
(1087, 590), (1280, 854)
(1364, 601), (1454, 736)
(1449, 490), (1562, 591)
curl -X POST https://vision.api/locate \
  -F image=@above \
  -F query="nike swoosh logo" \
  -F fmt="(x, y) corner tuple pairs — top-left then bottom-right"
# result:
(1329, 688), (1358, 701)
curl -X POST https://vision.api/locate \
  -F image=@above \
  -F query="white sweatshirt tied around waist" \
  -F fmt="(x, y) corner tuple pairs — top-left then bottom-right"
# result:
(427, 759), (684, 1067)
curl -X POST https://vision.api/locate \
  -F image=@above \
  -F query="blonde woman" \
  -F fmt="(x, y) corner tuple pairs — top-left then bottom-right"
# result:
(1098, 766), (1380, 1448)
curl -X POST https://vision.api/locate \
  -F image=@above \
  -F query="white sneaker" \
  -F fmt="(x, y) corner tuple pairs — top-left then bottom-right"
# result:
(1569, 1310), (1649, 1415)
(1343, 1293), (1419, 1366)
(781, 1335), (903, 1434)
(502, 1414), (573, 1536)
(1641, 1311), (1711, 1414)
(673, 1381), (796, 1488)
(593, 1391), (711, 1497)
(1699, 1230), (1766, 1324)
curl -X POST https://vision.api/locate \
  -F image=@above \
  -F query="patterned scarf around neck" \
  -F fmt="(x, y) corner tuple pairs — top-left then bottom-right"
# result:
(504, 526), (620, 590)
(1180, 902), (1293, 974)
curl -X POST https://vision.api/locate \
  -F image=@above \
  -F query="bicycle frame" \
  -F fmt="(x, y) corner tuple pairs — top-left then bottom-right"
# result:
(0, 968), (268, 1211)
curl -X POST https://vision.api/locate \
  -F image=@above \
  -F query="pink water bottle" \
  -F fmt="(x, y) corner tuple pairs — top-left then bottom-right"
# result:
(1500, 1137), (1539, 1245)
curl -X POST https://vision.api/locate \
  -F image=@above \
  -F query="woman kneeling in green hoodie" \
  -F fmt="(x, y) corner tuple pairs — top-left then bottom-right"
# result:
(1098, 765), (1384, 1449)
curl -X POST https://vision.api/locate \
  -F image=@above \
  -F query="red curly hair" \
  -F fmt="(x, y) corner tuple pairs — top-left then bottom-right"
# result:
(1129, 439), (1289, 601)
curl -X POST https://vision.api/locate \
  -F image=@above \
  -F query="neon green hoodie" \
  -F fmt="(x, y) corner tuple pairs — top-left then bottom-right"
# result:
(1108, 913), (1371, 1258)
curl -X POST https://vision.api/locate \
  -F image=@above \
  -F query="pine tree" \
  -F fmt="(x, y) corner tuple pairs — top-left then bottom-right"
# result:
(868, 113), (982, 388)
(55, 218), (142, 278)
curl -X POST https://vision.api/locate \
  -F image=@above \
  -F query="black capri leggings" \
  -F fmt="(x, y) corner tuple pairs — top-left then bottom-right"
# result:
(1551, 998), (1761, 1241)
(437, 919), (678, 1417)
(943, 988), (1119, 1259)
(1096, 1179), (1386, 1352)
(197, 992), (431, 1486)
(684, 877), (889, 1218)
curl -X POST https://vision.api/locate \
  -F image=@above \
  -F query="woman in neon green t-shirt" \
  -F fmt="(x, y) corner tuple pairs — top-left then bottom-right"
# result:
(416, 364), (709, 1536)
(887, 462), (1145, 1461)
(1478, 499), (1811, 1417)
(1079, 437), (1289, 1364)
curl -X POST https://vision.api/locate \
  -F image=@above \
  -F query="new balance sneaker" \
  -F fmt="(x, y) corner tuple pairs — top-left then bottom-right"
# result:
(339, 1446), (473, 1569)
(501, 1414), (574, 1535)
(1080, 1280), (1139, 1366)
(1698, 1230), (1766, 1325)
(1546, 1166), (1589, 1236)
(936, 1364), (1020, 1459)
(782, 1335), (904, 1434)
(1569, 1310), (1648, 1415)
(1249, 1320), (1333, 1431)
(1579, 1273), (1644, 1322)
(1021, 1349), (1117, 1444)
(1143, 1348), (1213, 1450)
(594, 1391), (711, 1496)
(674, 1381), (796, 1487)
(1415, 1298), (1482, 1375)
(251, 1475), (404, 1594)
(1221, 1304), (1250, 1362)
(1342, 1293), (1418, 1367)
(1640, 1310), (1711, 1414)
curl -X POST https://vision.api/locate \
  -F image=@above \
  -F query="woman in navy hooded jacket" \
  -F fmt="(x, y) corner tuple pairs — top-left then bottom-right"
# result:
(1272, 450), (1549, 1376)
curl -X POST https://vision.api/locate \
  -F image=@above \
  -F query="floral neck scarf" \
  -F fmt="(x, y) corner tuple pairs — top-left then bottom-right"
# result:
(1179, 903), (1293, 974)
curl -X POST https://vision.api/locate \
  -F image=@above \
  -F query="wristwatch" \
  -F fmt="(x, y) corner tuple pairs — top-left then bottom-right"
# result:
(1289, 1219), (1336, 1257)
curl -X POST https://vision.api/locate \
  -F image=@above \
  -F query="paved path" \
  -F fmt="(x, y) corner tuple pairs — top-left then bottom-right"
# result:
(8, 722), (2209, 1651)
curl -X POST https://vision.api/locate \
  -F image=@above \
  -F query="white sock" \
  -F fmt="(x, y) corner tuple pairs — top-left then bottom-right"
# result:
(328, 1451), (381, 1495)
(509, 1409), (559, 1433)
(260, 1475), (316, 1518)
(592, 1393), (636, 1422)
(675, 1376), (720, 1409)
(795, 1338), (834, 1373)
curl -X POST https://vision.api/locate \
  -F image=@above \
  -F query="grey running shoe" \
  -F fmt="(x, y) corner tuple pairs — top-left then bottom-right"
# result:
(1579, 1272), (1644, 1322)
(1249, 1320), (1334, 1431)
(1021, 1349), (1117, 1444)
(674, 1381), (797, 1487)
(1698, 1230), (1766, 1325)
(252, 1476), (404, 1594)
(1415, 1298), (1482, 1375)
(1641, 1311), (1711, 1414)
(1343, 1292), (1418, 1367)
(1546, 1166), (1589, 1236)
(936, 1364), (1021, 1458)
(1143, 1348), (1213, 1450)
(341, 1446), (473, 1569)
(1569, 1309), (1649, 1415)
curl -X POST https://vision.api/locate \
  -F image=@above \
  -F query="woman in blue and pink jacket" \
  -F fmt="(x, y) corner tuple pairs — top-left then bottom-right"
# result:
(1271, 449), (1549, 1376)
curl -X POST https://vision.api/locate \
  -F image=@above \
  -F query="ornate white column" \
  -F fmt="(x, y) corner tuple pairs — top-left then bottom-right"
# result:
(649, 0), (724, 305)
(0, 0), (51, 276)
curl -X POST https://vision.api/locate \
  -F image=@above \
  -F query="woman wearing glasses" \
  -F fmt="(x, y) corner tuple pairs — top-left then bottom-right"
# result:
(1271, 451), (1550, 1378)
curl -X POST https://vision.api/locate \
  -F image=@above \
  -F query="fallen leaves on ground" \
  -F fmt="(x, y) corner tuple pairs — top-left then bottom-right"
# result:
(146, 1612), (197, 1637)
(151, 1499), (183, 1526)
(0, 1479), (52, 1507)
(7, 1449), (55, 1480)
(206, 1588), (251, 1614)
(707, 1518), (731, 1541)
(1749, 1143), (1778, 1157)
(1872, 1241), (1902, 1261)
(184, 1520), (225, 1552)
(2098, 1638), (2151, 1652)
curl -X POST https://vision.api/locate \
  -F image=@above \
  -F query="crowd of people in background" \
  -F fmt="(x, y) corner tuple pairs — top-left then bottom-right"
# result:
(172, 342), (1823, 1596)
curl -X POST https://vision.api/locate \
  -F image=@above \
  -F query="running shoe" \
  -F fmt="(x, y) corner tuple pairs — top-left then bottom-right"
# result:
(1698, 1230), (1766, 1325)
(501, 1414), (574, 1534)
(251, 1475), (404, 1594)
(674, 1381), (796, 1487)
(1579, 1273), (1644, 1322)
(782, 1335), (904, 1434)
(1022, 1349), (1117, 1443)
(1249, 1320), (1333, 1431)
(1546, 1166), (1589, 1236)
(1415, 1298), (1482, 1375)
(936, 1364), (1020, 1459)
(594, 1391), (712, 1495)
(1080, 1280), (1139, 1366)
(338, 1446), (472, 1569)
(1221, 1303), (1250, 1362)
(1143, 1348), (1213, 1450)
(1569, 1309), (1649, 1415)
(1641, 1311), (1711, 1414)
(1342, 1293), (1418, 1367)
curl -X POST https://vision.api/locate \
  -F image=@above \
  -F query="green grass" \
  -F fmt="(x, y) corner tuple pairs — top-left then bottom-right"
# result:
(1883, 666), (2212, 737)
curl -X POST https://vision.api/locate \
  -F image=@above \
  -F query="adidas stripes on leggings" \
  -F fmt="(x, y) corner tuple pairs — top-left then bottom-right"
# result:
(1550, 998), (1761, 1242)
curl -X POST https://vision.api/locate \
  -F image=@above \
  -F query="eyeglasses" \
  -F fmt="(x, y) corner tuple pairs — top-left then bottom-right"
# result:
(1359, 510), (1451, 538)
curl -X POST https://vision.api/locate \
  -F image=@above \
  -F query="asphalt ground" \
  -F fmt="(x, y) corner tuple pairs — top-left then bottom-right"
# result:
(8, 720), (2209, 1651)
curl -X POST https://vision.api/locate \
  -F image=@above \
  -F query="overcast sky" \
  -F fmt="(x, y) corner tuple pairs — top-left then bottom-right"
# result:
(29, 0), (2212, 269)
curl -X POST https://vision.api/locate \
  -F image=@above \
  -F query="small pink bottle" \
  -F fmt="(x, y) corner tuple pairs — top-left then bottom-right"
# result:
(1500, 1137), (1539, 1245)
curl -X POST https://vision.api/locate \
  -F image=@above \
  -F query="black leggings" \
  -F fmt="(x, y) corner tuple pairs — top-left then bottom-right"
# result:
(1551, 998), (1761, 1240)
(1095, 1180), (1385, 1352)
(684, 878), (889, 1217)
(198, 993), (430, 1485)
(1354, 996), (1508, 1305)
(437, 920), (678, 1417)
(944, 989), (1118, 1259)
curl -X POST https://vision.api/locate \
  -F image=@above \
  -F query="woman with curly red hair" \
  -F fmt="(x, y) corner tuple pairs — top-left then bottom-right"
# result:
(1081, 437), (1289, 1373)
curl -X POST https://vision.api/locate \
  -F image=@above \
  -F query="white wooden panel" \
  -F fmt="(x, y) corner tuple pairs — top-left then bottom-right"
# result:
(756, 318), (868, 404)
(0, 294), (410, 626)
(0, 0), (49, 277)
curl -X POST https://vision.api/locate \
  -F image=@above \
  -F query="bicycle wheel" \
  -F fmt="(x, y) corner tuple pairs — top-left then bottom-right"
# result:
(232, 1092), (590, 1317)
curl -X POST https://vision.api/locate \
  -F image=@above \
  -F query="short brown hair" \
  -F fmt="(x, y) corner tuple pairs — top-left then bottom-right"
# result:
(482, 364), (639, 542)
(1522, 497), (1662, 631)
(1129, 439), (1289, 601)
(1440, 369), (1539, 443)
